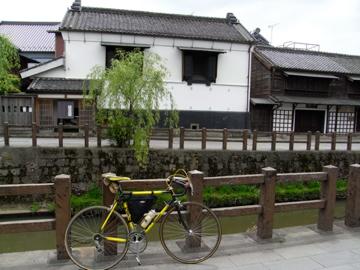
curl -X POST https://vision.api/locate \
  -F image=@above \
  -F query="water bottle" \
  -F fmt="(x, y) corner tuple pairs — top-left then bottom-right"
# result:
(140, 210), (156, 229)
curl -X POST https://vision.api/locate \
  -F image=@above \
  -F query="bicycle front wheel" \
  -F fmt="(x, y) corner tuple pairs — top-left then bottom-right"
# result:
(65, 206), (129, 270)
(159, 201), (221, 264)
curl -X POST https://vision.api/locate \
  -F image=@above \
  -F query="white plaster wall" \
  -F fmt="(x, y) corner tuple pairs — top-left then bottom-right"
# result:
(164, 82), (248, 112)
(37, 67), (66, 78)
(64, 41), (105, 78)
(147, 46), (182, 82)
(52, 31), (251, 112)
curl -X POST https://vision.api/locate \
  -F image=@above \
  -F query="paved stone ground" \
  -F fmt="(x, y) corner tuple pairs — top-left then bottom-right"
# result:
(1, 136), (360, 151)
(1, 221), (360, 269)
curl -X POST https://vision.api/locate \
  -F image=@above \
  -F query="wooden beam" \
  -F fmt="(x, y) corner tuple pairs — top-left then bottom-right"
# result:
(204, 174), (264, 186)
(252, 130), (257, 151)
(0, 219), (55, 233)
(275, 200), (325, 212)
(201, 128), (207, 150)
(277, 172), (327, 183)
(168, 128), (173, 149)
(318, 165), (338, 231)
(345, 164), (360, 227)
(0, 183), (54, 196)
(119, 179), (167, 190)
(54, 174), (71, 260)
(212, 205), (262, 217)
(257, 167), (276, 239)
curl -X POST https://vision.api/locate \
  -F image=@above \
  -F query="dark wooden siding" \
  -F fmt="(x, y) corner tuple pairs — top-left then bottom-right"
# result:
(251, 55), (272, 97)
(250, 104), (272, 131)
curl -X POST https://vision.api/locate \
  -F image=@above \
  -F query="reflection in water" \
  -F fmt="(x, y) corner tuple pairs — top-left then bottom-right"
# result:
(0, 201), (345, 253)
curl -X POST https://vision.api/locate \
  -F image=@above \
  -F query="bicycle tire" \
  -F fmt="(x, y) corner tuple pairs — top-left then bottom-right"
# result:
(159, 201), (221, 264)
(65, 206), (129, 270)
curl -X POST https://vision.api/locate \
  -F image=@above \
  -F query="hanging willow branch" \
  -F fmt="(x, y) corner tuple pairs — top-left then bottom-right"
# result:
(85, 50), (178, 166)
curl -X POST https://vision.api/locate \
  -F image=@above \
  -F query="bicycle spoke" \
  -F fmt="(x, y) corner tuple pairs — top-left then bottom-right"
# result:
(160, 202), (221, 264)
(65, 206), (129, 270)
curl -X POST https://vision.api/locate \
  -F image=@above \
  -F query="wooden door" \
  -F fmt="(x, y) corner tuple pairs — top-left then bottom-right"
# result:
(295, 110), (325, 132)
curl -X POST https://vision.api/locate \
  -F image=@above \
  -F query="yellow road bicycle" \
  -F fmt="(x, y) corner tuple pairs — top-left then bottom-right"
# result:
(64, 170), (222, 270)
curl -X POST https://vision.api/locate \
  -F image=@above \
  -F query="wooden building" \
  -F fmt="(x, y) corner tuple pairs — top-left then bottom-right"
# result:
(250, 46), (360, 133)
(26, 78), (94, 131)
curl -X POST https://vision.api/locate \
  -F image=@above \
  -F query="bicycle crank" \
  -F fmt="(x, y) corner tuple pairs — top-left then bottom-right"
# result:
(128, 231), (148, 265)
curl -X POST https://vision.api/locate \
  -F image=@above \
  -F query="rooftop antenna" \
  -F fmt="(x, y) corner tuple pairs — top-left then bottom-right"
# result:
(268, 23), (279, 45)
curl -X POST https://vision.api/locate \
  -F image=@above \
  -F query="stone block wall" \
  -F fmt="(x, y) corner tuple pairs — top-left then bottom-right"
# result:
(0, 148), (359, 186)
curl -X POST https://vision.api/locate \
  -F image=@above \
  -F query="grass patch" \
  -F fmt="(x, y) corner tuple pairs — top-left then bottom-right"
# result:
(70, 184), (102, 212)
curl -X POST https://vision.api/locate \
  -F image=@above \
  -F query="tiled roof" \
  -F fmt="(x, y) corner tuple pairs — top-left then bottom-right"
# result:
(255, 46), (360, 75)
(0, 21), (59, 52)
(59, 7), (252, 43)
(27, 78), (89, 94)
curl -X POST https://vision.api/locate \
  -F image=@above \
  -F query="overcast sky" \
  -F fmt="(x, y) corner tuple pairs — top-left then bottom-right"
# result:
(1, 0), (359, 55)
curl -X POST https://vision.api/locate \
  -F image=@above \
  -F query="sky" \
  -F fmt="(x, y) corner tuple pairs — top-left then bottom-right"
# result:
(0, 0), (359, 55)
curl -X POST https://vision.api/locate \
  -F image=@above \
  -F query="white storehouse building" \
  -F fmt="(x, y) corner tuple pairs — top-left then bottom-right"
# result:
(21, 0), (254, 130)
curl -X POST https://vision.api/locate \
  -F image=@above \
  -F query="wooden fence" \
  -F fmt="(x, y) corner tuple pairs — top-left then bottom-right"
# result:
(1, 165), (360, 259)
(103, 164), (360, 240)
(2, 123), (360, 150)
(0, 175), (71, 260)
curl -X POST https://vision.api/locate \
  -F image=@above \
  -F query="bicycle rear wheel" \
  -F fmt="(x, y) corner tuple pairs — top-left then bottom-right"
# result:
(159, 201), (221, 264)
(65, 206), (129, 270)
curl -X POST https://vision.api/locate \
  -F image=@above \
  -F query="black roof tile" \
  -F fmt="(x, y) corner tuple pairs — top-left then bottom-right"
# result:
(27, 78), (89, 94)
(59, 7), (252, 43)
(255, 46), (360, 75)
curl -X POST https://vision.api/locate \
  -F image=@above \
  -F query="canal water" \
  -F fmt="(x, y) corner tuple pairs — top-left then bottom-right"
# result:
(0, 201), (346, 253)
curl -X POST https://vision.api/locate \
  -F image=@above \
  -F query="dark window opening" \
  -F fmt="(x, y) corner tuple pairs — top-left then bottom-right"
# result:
(190, 123), (199, 129)
(183, 51), (218, 86)
(286, 76), (330, 95)
(105, 46), (145, 68)
(348, 81), (360, 97)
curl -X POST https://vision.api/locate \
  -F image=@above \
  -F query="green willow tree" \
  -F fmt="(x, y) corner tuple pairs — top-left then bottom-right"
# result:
(0, 35), (20, 94)
(85, 50), (178, 165)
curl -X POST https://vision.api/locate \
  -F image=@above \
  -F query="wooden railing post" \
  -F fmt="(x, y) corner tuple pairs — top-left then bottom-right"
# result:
(84, 124), (89, 148)
(32, 122), (37, 147)
(271, 131), (276, 151)
(102, 173), (116, 207)
(242, 129), (248, 151)
(188, 170), (204, 204)
(347, 133), (352, 151)
(345, 164), (360, 227)
(222, 128), (228, 150)
(3, 122), (9, 146)
(180, 127), (185, 149)
(187, 170), (204, 247)
(315, 131), (320, 151)
(97, 125), (102, 147)
(58, 123), (63, 148)
(101, 173), (117, 255)
(168, 128), (173, 149)
(54, 174), (71, 260)
(252, 130), (257, 151)
(306, 131), (312, 150)
(201, 128), (207, 150)
(289, 131), (294, 151)
(257, 167), (276, 239)
(331, 132), (336, 150)
(318, 165), (338, 231)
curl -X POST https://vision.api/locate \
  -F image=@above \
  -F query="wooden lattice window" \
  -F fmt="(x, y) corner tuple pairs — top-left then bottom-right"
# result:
(272, 110), (293, 132)
(39, 100), (53, 127)
(79, 102), (94, 128)
(328, 112), (354, 133)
